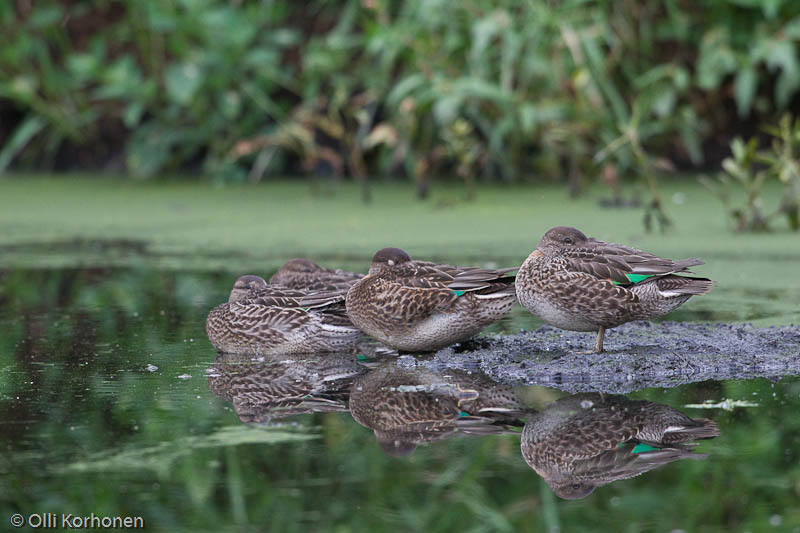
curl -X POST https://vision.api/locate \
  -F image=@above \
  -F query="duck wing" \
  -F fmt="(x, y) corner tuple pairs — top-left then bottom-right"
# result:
(225, 305), (314, 334)
(400, 261), (516, 292)
(233, 286), (307, 309)
(565, 444), (705, 486)
(299, 288), (349, 308)
(297, 289), (354, 327)
(448, 266), (517, 294)
(561, 241), (704, 285)
(230, 286), (352, 330)
(393, 261), (458, 285)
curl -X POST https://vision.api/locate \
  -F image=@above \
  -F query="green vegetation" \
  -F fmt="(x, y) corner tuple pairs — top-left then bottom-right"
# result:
(703, 114), (800, 232)
(3, 0), (800, 198)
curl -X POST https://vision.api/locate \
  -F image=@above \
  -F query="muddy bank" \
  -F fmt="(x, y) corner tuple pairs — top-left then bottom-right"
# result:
(417, 321), (800, 393)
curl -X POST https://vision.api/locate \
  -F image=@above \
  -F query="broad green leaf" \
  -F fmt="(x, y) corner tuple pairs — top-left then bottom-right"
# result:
(784, 16), (800, 39)
(679, 110), (704, 165)
(387, 74), (426, 108)
(776, 67), (800, 109)
(451, 78), (512, 105)
(219, 90), (242, 120)
(696, 30), (736, 90)
(28, 5), (62, 28)
(470, 13), (501, 71)
(0, 116), (44, 173)
(734, 67), (757, 117)
(761, 0), (786, 19)
(519, 103), (537, 135)
(580, 33), (629, 124)
(2, 75), (38, 100)
(270, 28), (300, 47)
(433, 95), (462, 124)
(634, 64), (673, 89)
(123, 101), (145, 128)
(244, 48), (279, 69)
(95, 56), (144, 99)
(165, 62), (203, 106)
(67, 53), (99, 80)
(651, 86), (677, 118)
(126, 124), (177, 178)
(731, 138), (746, 161)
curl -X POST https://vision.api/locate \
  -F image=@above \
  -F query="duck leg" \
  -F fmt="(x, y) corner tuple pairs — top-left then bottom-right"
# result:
(577, 326), (605, 355)
(594, 326), (605, 353)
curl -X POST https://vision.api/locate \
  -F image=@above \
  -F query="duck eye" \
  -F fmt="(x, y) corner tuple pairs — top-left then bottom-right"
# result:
(563, 237), (573, 244)
(571, 483), (581, 490)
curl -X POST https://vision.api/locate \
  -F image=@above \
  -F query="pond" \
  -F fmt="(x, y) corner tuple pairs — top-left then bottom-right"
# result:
(2, 267), (799, 532)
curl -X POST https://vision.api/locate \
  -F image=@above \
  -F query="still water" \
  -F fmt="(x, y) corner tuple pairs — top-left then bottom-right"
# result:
(2, 268), (799, 532)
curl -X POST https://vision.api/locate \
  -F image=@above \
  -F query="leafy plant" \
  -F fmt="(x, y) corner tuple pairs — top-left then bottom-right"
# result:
(2, 0), (800, 222)
(760, 114), (800, 230)
(702, 114), (800, 232)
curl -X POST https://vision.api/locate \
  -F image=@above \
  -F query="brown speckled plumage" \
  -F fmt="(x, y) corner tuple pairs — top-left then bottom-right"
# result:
(516, 226), (714, 352)
(206, 275), (362, 355)
(345, 248), (517, 351)
(521, 393), (720, 499)
(207, 353), (367, 422)
(349, 365), (529, 456)
(269, 258), (363, 291)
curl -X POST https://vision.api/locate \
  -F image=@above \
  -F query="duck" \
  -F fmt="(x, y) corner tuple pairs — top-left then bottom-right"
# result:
(345, 248), (517, 351)
(206, 275), (362, 355)
(521, 393), (720, 499)
(516, 226), (714, 353)
(269, 258), (363, 291)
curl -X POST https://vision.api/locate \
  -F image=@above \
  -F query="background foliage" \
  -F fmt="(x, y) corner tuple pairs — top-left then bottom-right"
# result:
(3, 0), (800, 194)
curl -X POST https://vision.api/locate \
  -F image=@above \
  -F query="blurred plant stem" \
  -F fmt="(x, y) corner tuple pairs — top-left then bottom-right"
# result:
(701, 114), (800, 232)
(595, 106), (673, 232)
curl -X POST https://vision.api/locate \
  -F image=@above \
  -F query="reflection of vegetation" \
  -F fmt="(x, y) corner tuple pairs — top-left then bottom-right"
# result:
(1, 269), (800, 530)
(58, 426), (315, 477)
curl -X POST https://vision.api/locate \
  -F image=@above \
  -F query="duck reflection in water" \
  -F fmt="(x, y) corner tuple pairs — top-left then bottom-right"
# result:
(349, 365), (531, 457)
(521, 393), (720, 500)
(207, 352), (367, 422)
(206, 355), (721, 497)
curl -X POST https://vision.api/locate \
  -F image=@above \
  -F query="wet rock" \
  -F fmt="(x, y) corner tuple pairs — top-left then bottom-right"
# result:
(396, 355), (418, 369)
(422, 321), (800, 394)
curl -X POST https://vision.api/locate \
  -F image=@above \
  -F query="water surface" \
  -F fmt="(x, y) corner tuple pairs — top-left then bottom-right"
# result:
(2, 268), (799, 532)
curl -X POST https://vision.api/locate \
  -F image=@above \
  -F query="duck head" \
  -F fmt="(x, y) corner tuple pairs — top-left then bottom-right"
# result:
(228, 275), (268, 303)
(536, 226), (589, 254)
(369, 247), (412, 275)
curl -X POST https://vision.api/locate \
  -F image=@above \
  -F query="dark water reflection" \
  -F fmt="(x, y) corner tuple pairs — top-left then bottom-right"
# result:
(208, 355), (720, 499)
(2, 268), (799, 531)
